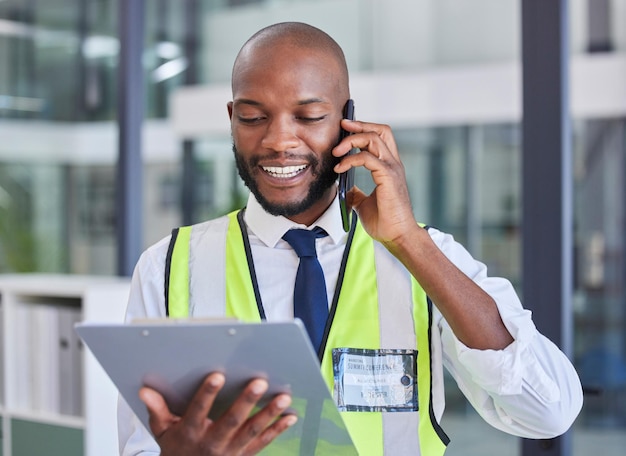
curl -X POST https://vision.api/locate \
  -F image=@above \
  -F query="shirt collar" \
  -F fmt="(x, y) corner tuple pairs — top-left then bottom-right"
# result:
(244, 192), (347, 248)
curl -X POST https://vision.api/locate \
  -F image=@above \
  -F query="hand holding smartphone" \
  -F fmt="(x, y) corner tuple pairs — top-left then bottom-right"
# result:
(338, 99), (356, 232)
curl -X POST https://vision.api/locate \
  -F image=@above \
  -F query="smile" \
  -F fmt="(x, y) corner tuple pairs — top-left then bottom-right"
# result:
(262, 165), (308, 178)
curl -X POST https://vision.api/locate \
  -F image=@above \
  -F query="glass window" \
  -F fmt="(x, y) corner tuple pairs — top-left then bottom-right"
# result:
(572, 117), (626, 455)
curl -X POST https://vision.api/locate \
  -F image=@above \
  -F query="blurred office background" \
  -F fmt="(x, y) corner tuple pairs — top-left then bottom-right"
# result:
(0, 0), (625, 455)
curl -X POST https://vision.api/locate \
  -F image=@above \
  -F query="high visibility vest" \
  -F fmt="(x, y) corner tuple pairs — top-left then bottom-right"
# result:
(165, 210), (449, 455)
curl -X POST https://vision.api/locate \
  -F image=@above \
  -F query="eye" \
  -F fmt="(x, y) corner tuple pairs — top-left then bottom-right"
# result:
(237, 116), (265, 124)
(297, 115), (327, 123)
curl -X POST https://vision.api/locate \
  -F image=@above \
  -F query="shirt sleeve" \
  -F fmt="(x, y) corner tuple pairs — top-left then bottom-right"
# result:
(427, 226), (583, 439)
(118, 238), (170, 455)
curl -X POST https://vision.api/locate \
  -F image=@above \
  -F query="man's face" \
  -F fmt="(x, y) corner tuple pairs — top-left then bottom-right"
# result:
(228, 44), (348, 224)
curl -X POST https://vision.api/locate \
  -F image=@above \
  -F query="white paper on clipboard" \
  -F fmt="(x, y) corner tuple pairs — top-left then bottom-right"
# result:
(75, 319), (357, 455)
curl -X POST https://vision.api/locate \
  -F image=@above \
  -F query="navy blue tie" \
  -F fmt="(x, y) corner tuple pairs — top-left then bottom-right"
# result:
(282, 227), (329, 353)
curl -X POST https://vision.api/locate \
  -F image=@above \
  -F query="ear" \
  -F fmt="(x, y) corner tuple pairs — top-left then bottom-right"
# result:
(227, 101), (234, 120)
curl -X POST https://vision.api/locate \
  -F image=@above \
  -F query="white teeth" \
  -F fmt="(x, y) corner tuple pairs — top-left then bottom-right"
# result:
(262, 164), (307, 178)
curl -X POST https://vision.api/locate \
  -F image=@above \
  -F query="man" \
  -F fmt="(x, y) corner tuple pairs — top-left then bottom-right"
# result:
(119, 22), (582, 455)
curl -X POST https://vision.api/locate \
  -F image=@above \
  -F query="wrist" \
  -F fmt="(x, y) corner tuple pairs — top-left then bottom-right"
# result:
(382, 221), (430, 259)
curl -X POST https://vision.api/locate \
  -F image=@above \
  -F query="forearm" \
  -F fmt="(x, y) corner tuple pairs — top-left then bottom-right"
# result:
(384, 223), (513, 350)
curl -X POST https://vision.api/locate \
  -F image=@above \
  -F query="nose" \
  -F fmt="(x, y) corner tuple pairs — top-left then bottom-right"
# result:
(261, 116), (300, 152)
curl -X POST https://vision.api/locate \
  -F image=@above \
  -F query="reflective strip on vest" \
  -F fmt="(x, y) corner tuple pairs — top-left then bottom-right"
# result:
(165, 210), (449, 455)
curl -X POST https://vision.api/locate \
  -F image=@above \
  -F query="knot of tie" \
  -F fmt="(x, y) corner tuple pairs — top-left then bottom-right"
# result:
(282, 227), (327, 258)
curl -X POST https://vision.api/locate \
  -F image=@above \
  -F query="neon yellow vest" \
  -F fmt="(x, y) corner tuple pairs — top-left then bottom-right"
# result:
(166, 210), (449, 455)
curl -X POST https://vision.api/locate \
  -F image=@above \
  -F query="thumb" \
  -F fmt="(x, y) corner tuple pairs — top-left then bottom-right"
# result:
(350, 186), (377, 221)
(347, 186), (367, 211)
(139, 387), (179, 437)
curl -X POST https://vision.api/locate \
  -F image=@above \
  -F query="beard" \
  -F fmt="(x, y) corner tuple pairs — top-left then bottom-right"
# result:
(233, 142), (340, 218)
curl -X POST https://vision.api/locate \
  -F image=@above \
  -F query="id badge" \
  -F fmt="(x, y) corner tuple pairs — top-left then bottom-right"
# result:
(332, 348), (418, 412)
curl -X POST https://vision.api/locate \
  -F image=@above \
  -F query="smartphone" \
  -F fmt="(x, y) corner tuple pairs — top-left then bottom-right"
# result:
(338, 99), (356, 232)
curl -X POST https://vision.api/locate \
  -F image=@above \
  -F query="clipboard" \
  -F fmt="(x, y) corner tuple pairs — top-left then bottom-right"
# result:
(75, 319), (357, 455)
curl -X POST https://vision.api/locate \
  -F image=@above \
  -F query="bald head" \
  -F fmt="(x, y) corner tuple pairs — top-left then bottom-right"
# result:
(232, 22), (349, 95)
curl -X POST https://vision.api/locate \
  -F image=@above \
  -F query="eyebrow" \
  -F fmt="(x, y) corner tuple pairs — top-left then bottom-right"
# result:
(297, 98), (328, 106)
(233, 97), (330, 107)
(233, 98), (262, 107)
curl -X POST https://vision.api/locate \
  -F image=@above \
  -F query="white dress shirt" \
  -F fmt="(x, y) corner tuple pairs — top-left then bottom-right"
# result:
(118, 193), (583, 455)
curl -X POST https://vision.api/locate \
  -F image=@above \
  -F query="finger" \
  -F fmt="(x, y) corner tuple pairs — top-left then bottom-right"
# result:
(334, 146), (395, 176)
(241, 413), (298, 456)
(139, 386), (179, 438)
(339, 119), (399, 159)
(334, 131), (396, 166)
(209, 378), (270, 442)
(180, 372), (226, 431)
(231, 393), (294, 449)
